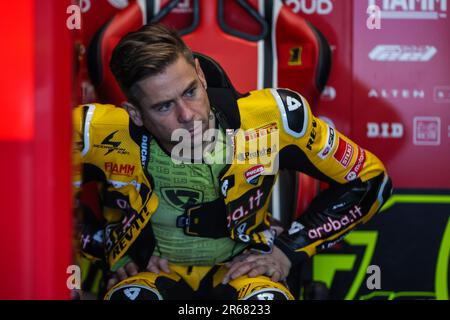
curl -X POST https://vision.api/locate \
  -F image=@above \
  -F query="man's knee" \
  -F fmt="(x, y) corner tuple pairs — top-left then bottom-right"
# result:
(230, 276), (294, 300)
(244, 288), (292, 300)
(104, 272), (166, 300)
(106, 284), (162, 300)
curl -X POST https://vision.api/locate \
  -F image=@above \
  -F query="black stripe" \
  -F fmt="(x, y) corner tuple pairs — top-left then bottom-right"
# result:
(279, 145), (339, 185)
(145, 0), (154, 24)
(217, 0), (268, 42)
(263, 1), (274, 88)
(87, 18), (113, 87)
(306, 22), (332, 92)
(149, 0), (200, 36)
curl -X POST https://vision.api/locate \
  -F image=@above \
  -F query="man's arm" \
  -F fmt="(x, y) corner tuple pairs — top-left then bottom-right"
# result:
(74, 105), (170, 291)
(73, 105), (107, 263)
(271, 88), (393, 265)
(223, 88), (392, 282)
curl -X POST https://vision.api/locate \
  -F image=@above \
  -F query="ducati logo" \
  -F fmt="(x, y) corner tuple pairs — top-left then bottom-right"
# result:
(244, 165), (264, 185)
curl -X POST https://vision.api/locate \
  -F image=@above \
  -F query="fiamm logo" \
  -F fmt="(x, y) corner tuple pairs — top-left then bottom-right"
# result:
(368, 0), (447, 20)
(105, 162), (136, 177)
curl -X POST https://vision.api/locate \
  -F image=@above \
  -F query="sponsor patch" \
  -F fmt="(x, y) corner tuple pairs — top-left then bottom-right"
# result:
(308, 205), (363, 240)
(369, 45), (437, 62)
(245, 123), (278, 141)
(105, 162), (136, 177)
(244, 165), (265, 185)
(237, 144), (278, 162)
(306, 119), (318, 150)
(333, 137), (354, 168)
(413, 117), (441, 146)
(94, 131), (129, 155)
(344, 147), (366, 181)
(318, 126), (336, 159)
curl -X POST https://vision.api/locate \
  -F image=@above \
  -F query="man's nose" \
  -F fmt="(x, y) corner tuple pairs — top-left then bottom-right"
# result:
(176, 101), (195, 123)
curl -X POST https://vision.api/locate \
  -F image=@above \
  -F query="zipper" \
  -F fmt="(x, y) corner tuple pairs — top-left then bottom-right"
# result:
(208, 164), (219, 197)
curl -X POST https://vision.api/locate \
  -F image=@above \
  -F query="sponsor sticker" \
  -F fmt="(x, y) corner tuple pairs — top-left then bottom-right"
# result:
(367, 0), (448, 20)
(308, 205), (363, 239)
(434, 86), (450, 103)
(369, 45), (437, 62)
(344, 148), (366, 181)
(244, 165), (265, 185)
(333, 137), (354, 168)
(413, 117), (441, 146)
(318, 126), (336, 159)
(245, 123), (278, 141)
(105, 162), (135, 176)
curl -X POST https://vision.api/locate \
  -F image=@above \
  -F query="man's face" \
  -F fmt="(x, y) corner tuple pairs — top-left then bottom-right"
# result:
(127, 55), (211, 153)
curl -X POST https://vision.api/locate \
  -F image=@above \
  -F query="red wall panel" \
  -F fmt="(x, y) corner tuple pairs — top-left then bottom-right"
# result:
(352, 0), (450, 189)
(0, 0), (73, 299)
(286, 0), (450, 189)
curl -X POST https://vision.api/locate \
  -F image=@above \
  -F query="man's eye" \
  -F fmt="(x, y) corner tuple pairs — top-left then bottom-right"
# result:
(185, 87), (196, 97)
(157, 103), (171, 112)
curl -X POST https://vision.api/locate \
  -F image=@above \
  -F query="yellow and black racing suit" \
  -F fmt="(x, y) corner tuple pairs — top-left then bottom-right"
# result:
(73, 86), (392, 300)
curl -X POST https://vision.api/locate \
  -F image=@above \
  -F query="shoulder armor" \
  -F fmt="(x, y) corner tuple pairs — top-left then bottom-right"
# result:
(270, 89), (309, 138)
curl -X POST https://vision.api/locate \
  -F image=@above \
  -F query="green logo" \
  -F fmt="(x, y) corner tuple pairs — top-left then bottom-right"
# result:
(160, 187), (204, 211)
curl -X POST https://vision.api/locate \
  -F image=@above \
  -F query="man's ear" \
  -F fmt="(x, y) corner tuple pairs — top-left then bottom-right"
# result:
(122, 102), (144, 126)
(194, 58), (207, 90)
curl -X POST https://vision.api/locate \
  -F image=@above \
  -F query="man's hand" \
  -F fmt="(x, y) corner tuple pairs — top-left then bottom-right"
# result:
(222, 246), (292, 284)
(107, 260), (139, 290)
(106, 256), (171, 290)
(146, 255), (171, 274)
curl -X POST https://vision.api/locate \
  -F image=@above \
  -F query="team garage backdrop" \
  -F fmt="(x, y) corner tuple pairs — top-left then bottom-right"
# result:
(76, 0), (450, 300)
(295, 0), (450, 300)
(74, 0), (450, 300)
(0, 0), (448, 299)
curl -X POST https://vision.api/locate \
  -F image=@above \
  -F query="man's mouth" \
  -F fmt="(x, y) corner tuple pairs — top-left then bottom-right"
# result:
(188, 122), (203, 135)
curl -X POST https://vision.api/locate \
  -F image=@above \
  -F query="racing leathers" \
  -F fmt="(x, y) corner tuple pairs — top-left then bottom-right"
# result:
(73, 86), (393, 275)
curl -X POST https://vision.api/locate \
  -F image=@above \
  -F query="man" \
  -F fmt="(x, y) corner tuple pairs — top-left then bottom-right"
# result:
(73, 24), (392, 300)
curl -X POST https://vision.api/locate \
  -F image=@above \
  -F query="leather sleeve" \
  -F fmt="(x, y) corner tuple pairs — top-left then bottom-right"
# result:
(271, 89), (393, 264)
